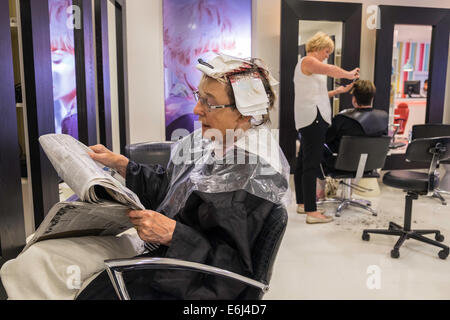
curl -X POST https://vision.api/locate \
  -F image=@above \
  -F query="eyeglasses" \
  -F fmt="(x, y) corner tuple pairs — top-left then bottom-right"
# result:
(193, 90), (235, 112)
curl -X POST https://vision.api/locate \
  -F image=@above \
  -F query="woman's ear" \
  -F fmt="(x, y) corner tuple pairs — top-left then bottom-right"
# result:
(352, 96), (358, 108)
(240, 115), (252, 123)
(236, 114), (253, 129)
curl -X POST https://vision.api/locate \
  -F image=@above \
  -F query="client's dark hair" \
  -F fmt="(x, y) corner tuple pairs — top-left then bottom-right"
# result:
(351, 80), (376, 106)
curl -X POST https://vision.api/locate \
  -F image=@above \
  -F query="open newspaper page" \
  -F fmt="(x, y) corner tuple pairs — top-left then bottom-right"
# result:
(39, 134), (144, 210)
(23, 201), (133, 252)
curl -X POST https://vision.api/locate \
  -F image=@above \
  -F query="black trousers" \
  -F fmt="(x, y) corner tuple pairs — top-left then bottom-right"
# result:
(294, 111), (329, 212)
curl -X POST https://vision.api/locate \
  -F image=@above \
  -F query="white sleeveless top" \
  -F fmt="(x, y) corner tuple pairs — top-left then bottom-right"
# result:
(294, 57), (332, 129)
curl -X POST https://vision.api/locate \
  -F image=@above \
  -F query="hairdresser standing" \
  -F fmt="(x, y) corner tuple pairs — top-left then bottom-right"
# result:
(294, 32), (359, 224)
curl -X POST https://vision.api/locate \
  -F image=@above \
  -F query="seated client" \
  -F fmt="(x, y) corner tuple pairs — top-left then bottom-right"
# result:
(323, 80), (388, 169)
(0, 53), (290, 300)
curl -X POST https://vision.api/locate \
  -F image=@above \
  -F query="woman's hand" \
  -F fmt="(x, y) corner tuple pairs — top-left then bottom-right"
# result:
(128, 210), (176, 246)
(336, 83), (354, 95)
(347, 68), (360, 80)
(329, 83), (354, 98)
(88, 144), (129, 178)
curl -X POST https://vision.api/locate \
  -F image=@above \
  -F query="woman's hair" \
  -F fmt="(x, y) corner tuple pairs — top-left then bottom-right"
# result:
(198, 63), (276, 125)
(306, 32), (334, 54)
(351, 80), (376, 106)
(49, 0), (75, 54)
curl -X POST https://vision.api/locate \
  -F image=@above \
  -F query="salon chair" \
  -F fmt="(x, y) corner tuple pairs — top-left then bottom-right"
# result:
(362, 137), (450, 260)
(318, 136), (391, 217)
(411, 124), (450, 204)
(389, 123), (406, 150)
(125, 142), (174, 168)
(106, 141), (289, 300)
(394, 103), (410, 135)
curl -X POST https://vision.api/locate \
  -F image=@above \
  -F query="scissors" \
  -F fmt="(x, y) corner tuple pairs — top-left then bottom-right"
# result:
(335, 78), (358, 86)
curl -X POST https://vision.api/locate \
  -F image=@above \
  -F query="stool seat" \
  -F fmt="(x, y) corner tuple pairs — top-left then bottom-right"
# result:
(364, 136), (450, 260)
(383, 171), (436, 193)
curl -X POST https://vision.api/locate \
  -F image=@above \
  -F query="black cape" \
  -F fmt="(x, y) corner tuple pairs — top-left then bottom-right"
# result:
(77, 161), (286, 300)
(326, 108), (388, 153)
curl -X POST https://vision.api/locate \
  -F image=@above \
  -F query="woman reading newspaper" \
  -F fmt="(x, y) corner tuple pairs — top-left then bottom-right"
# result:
(0, 53), (290, 300)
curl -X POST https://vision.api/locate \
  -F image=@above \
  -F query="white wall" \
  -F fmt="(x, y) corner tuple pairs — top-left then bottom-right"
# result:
(108, 1), (121, 153)
(252, 0), (282, 129)
(125, 0), (165, 143)
(125, 0), (450, 141)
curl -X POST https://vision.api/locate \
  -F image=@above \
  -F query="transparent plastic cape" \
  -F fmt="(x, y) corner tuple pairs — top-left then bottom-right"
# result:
(156, 125), (291, 218)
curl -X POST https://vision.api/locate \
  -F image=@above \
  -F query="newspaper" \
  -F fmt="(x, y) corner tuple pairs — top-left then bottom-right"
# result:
(39, 134), (144, 209)
(23, 201), (133, 252)
(23, 134), (146, 252)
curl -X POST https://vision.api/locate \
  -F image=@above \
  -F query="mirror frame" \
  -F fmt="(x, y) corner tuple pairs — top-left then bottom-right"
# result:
(73, 0), (98, 146)
(373, 5), (450, 170)
(108, 0), (129, 155)
(95, 0), (113, 150)
(0, 0), (26, 259)
(20, 0), (60, 229)
(280, 0), (362, 169)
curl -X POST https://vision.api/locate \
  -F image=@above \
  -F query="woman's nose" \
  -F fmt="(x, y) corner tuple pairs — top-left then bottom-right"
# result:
(193, 101), (205, 116)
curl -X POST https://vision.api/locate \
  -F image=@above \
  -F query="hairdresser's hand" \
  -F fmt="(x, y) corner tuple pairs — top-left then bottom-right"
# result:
(89, 144), (129, 178)
(128, 210), (176, 246)
(336, 83), (354, 95)
(347, 68), (360, 80)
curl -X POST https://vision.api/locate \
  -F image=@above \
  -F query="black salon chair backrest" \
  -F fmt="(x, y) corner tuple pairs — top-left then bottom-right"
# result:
(405, 137), (450, 163)
(411, 125), (450, 164)
(125, 142), (174, 168)
(125, 141), (289, 300)
(411, 124), (450, 140)
(334, 136), (391, 172)
(239, 205), (288, 299)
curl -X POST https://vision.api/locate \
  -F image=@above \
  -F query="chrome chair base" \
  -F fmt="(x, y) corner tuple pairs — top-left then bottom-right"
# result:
(318, 198), (376, 217)
(432, 191), (447, 206)
(430, 189), (449, 206)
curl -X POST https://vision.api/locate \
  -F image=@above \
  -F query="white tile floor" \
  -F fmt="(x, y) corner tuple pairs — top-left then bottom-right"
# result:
(264, 176), (450, 300)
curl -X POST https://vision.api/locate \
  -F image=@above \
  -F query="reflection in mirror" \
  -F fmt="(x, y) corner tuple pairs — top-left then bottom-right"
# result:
(390, 24), (432, 154)
(298, 20), (343, 115)
(49, 0), (78, 139)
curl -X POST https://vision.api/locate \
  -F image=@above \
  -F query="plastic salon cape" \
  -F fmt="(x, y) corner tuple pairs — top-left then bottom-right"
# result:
(77, 125), (290, 300)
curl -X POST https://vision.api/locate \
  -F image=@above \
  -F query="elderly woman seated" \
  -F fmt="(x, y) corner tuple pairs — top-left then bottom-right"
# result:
(0, 54), (290, 300)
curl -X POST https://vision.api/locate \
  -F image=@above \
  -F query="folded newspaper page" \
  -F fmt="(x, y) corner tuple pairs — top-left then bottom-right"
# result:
(23, 201), (133, 252)
(21, 134), (149, 253)
(39, 134), (144, 210)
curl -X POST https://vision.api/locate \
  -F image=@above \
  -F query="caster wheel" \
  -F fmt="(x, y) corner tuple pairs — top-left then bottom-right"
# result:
(438, 250), (449, 260)
(391, 249), (400, 259)
(435, 234), (445, 242)
(362, 233), (370, 241)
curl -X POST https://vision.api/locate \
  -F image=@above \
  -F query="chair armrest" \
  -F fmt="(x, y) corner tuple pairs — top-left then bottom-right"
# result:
(323, 144), (338, 157)
(104, 257), (269, 300)
(389, 142), (407, 150)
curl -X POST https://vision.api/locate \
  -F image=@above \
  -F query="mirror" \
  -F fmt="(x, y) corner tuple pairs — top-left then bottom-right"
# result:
(298, 20), (343, 115)
(389, 24), (432, 154)
(48, 0), (78, 139)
